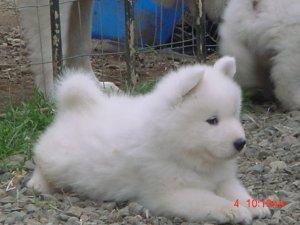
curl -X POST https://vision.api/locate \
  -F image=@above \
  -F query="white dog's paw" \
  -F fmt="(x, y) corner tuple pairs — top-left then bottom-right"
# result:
(248, 206), (271, 219)
(27, 169), (51, 194)
(215, 205), (252, 225)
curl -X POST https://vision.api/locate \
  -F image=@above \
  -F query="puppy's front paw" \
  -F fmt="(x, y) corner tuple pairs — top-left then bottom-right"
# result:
(249, 206), (271, 219)
(216, 205), (252, 225)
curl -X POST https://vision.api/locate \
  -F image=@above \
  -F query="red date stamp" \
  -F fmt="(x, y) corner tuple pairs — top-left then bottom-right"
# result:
(233, 198), (286, 208)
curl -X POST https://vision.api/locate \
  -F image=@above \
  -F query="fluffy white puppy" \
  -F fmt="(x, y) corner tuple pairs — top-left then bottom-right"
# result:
(28, 57), (270, 224)
(219, 0), (300, 110)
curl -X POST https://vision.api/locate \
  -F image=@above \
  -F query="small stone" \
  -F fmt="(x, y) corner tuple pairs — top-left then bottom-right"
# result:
(25, 203), (38, 213)
(24, 160), (35, 171)
(0, 196), (13, 203)
(173, 217), (183, 224)
(281, 202), (299, 211)
(11, 211), (26, 221)
(0, 188), (6, 197)
(58, 213), (69, 222)
(66, 206), (84, 218)
(271, 210), (281, 224)
(24, 218), (42, 225)
(101, 202), (116, 210)
(248, 163), (264, 173)
(253, 221), (267, 225)
(283, 216), (297, 224)
(257, 150), (269, 160)
(3, 203), (12, 210)
(66, 216), (80, 225)
(270, 161), (287, 172)
(126, 216), (142, 225)
(128, 202), (144, 215)
(5, 216), (16, 225)
(118, 206), (130, 217)
(290, 110), (300, 121)
(292, 180), (300, 188)
(0, 172), (12, 181)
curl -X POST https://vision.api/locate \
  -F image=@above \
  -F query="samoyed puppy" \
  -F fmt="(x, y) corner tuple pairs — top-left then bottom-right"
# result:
(219, 0), (300, 110)
(28, 57), (270, 224)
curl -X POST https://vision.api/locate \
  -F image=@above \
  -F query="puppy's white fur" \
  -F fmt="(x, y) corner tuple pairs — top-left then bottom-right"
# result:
(28, 57), (270, 224)
(220, 0), (300, 110)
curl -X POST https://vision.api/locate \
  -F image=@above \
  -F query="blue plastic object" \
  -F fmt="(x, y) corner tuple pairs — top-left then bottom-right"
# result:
(92, 0), (184, 46)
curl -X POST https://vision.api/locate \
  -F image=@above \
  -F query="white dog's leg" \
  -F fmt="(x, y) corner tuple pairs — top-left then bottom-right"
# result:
(145, 189), (252, 224)
(217, 179), (271, 219)
(219, 32), (260, 89)
(65, 0), (93, 73)
(271, 52), (300, 110)
(27, 168), (52, 194)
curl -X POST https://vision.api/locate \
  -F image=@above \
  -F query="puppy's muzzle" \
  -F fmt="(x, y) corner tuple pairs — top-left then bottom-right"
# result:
(233, 138), (246, 151)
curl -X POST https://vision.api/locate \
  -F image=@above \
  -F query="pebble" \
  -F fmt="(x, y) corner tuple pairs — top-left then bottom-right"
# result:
(58, 213), (70, 222)
(118, 206), (130, 217)
(253, 221), (267, 225)
(270, 161), (287, 172)
(66, 206), (84, 218)
(128, 202), (144, 215)
(0, 196), (14, 204)
(101, 202), (116, 210)
(270, 210), (281, 224)
(66, 216), (80, 225)
(248, 163), (264, 173)
(23, 160), (35, 171)
(257, 150), (269, 160)
(25, 203), (38, 213)
(281, 202), (299, 212)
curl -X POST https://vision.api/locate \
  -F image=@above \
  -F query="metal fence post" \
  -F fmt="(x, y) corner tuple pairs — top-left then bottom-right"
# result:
(124, 0), (139, 88)
(194, 0), (206, 62)
(50, 0), (63, 78)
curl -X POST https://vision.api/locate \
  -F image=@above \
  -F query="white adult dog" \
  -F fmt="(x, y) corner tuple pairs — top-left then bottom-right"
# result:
(28, 56), (270, 224)
(220, 0), (300, 110)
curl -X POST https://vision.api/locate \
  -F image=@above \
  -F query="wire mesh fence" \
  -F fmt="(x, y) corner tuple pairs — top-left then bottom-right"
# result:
(0, 0), (222, 110)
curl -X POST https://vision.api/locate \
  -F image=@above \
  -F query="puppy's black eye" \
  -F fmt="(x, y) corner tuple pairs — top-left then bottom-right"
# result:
(206, 116), (218, 125)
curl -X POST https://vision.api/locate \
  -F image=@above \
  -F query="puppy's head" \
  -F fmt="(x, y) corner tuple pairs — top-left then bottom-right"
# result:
(158, 56), (245, 160)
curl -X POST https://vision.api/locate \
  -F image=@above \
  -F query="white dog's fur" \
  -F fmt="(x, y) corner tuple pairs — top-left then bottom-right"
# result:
(28, 57), (270, 224)
(219, 0), (300, 110)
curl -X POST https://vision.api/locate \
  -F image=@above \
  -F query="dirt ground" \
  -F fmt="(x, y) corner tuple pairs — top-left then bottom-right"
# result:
(0, 1), (299, 225)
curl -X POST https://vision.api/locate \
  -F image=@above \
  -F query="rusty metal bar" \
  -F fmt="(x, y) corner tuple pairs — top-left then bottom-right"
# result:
(124, 0), (138, 88)
(194, 0), (206, 62)
(50, 0), (63, 77)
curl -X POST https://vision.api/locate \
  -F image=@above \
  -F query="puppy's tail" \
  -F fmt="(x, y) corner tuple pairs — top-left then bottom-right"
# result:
(55, 70), (102, 111)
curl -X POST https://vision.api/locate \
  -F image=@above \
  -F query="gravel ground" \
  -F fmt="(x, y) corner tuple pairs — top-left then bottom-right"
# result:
(0, 103), (299, 225)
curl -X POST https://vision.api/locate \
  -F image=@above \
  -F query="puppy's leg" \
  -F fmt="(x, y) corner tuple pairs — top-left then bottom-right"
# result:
(65, 0), (93, 73)
(27, 168), (52, 194)
(144, 189), (252, 224)
(270, 51), (300, 110)
(219, 30), (259, 89)
(217, 178), (271, 219)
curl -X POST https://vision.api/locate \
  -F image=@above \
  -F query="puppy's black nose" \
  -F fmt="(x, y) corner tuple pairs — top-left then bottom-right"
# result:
(234, 138), (246, 151)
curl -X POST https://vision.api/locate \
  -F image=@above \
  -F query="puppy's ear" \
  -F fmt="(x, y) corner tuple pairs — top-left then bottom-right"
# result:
(214, 56), (236, 78)
(155, 66), (205, 106)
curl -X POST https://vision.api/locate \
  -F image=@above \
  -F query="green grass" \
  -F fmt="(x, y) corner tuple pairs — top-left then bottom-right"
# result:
(0, 90), (54, 162)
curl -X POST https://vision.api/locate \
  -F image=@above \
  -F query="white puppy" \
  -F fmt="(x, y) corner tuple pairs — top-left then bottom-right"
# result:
(220, 0), (300, 110)
(28, 57), (270, 224)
